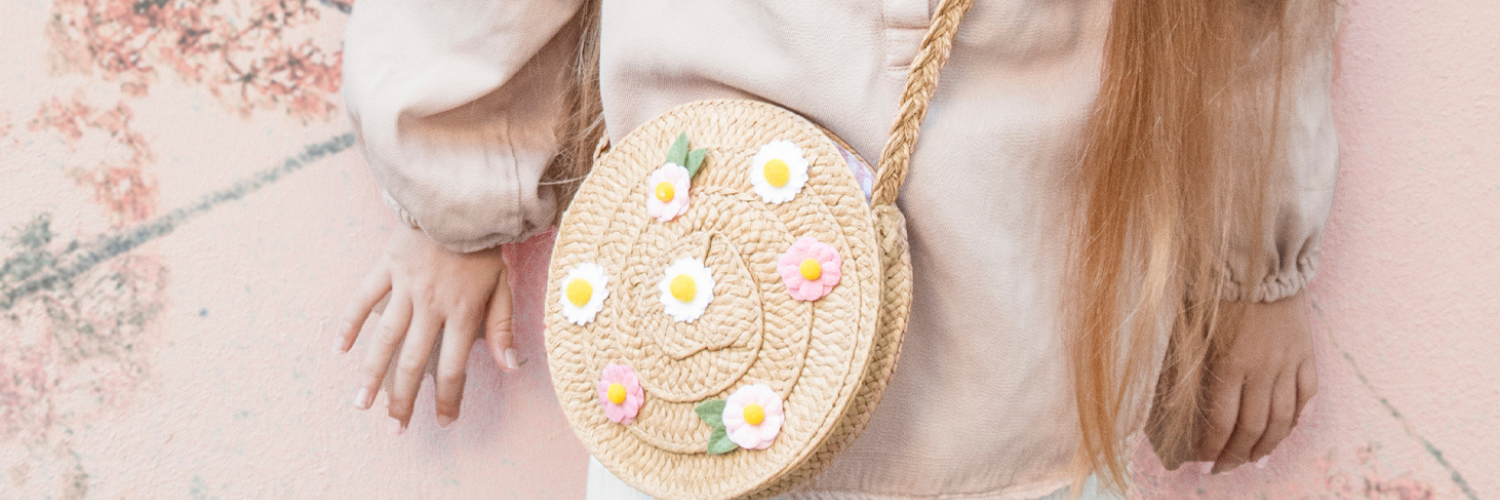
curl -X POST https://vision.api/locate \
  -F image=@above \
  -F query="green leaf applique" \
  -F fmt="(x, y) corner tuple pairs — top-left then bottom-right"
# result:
(665, 132), (709, 178)
(686, 148), (708, 178)
(694, 399), (726, 428)
(694, 399), (738, 455)
(666, 132), (690, 167)
(707, 425), (738, 455)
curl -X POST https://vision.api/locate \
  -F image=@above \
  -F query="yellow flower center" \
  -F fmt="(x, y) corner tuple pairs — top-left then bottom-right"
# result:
(607, 383), (627, 404)
(670, 274), (697, 303)
(743, 404), (765, 426)
(763, 159), (790, 187)
(799, 258), (822, 281)
(566, 278), (593, 307)
(655, 181), (675, 203)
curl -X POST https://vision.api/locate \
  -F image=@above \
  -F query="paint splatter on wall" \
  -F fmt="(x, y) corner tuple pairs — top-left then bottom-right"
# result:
(0, 0), (1495, 498)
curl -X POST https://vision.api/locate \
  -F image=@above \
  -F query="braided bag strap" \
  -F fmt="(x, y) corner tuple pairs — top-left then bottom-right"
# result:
(870, 0), (975, 207)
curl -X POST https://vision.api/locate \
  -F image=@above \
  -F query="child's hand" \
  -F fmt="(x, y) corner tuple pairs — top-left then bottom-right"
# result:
(1195, 290), (1318, 473)
(334, 224), (518, 433)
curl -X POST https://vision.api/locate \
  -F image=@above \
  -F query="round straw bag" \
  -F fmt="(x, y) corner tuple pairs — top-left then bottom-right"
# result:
(544, 1), (972, 498)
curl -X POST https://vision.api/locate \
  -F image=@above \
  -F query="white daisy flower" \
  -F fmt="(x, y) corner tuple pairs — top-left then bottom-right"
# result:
(750, 140), (810, 204)
(658, 258), (715, 323)
(559, 263), (609, 325)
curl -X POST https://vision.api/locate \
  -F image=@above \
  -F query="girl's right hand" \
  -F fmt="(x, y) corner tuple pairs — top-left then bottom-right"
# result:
(334, 224), (519, 433)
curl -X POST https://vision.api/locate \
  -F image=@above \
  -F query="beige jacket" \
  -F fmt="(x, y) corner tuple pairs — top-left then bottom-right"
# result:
(342, 1), (1338, 498)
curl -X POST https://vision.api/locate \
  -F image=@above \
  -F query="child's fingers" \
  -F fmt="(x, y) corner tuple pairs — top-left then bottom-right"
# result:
(388, 310), (442, 433)
(354, 291), (412, 411)
(1294, 360), (1318, 424)
(434, 311), (481, 429)
(1212, 377), (1272, 473)
(1248, 369), (1298, 464)
(336, 259), (391, 353)
(485, 269), (519, 372)
(1195, 375), (1243, 465)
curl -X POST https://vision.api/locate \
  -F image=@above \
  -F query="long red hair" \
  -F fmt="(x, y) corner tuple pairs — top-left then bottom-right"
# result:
(1066, 0), (1335, 491)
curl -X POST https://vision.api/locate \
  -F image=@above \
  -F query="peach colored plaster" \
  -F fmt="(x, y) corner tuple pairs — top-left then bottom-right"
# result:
(0, 0), (1493, 498)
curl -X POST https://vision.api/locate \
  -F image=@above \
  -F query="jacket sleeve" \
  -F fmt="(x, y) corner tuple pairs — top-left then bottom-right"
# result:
(342, 0), (585, 252)
(1223, 32), (1341, 303)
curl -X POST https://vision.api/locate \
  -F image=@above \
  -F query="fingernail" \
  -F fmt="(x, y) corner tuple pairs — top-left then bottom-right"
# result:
(352, 388), (372, 410)
(1198, 462), (1214, 475)
(503, 348), (520, 371)
(389, 418), (406, 436)
(332, 334), (347, 354)
(437, 415), (454, 429)
(1256, 456), (1270, 469)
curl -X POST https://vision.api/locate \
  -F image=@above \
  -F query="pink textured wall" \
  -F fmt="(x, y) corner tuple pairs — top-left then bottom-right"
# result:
(0, 0), (1493, 498)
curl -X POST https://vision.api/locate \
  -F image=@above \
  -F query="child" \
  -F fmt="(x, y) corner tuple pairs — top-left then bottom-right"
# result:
(333, 0), (1339, 498)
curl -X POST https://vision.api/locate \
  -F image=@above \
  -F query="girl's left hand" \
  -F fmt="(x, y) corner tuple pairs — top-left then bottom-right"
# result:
(333, 224), (517, 433)
(1195, 290), (1319, 473)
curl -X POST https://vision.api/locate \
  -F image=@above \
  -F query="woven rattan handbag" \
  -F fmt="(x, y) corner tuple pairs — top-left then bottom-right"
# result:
(544, 1), (973, 498)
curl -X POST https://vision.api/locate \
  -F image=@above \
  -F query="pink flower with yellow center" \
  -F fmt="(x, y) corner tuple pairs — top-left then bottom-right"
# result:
(777, 237), (842, 301)
(722, 384), (784, 450)
(646, 163), (692, 222)
(598, 364), (644, 424)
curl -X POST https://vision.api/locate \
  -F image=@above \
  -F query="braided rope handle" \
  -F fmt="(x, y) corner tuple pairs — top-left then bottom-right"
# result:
(870, 0), (976, 207)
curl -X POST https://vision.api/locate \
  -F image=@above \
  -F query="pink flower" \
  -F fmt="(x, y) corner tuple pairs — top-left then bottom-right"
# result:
(777, 237), (842, 301)
(645, 163), (692, 222)
(598, 364), (645, 424)
(722, 384), (784, 450)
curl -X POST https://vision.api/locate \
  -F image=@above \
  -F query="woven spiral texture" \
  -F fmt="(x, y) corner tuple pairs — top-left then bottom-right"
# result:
(546, 100), (907, 500)
(750, 204), (912, 499)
